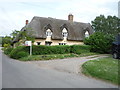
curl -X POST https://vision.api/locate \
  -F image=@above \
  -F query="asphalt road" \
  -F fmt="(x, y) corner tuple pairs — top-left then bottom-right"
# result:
(0, 47), (2, 89)
(1, 49), (118, 88)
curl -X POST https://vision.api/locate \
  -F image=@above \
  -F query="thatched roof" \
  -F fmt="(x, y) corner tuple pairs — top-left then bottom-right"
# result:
(13, 16), (93, 42)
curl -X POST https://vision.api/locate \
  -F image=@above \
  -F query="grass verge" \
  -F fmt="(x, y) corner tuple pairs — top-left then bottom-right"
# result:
(19, 53), (78, 61)
(82, 56), (119, 85)
(19, 52), (98, 61)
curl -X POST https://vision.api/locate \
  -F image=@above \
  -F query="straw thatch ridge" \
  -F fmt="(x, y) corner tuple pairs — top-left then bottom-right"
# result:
(13, 16), (93, 42)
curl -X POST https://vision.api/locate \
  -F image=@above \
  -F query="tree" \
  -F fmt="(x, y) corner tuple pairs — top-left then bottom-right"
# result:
(20, 28), (35, 43)
(92, 15), (120, 36)
(2, 36), (12, 47)
(10, 30), (20, 39)
(0, 37), (2, 45)
(84, 32), (114, 53)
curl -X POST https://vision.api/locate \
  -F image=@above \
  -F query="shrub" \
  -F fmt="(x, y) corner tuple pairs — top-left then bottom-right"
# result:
(10, 46), (29, 59)
(3, 43), (11, 48)
(83, 32), (114, 53)
(15, 51), (29, 59)
(4, 47), (13, 55)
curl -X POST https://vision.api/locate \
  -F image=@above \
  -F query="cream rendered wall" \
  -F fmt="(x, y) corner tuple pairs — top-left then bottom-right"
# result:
(34, 36), (83, 45)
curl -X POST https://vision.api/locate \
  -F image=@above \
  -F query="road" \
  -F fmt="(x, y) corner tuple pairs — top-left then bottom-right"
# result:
(0, 47), (2, 89)
(1, 49), (118, 88)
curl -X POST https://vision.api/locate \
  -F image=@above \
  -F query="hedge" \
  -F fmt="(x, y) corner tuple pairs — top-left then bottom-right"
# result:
(4, 47), (13, 55)
(32, 45), (71, 55)
(70, 45), (90, 54)
(9, 45), (90, 59)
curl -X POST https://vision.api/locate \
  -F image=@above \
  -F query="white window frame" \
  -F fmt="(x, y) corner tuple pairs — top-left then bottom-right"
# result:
(46, 29), (52, 37)
(62, 28), (68, 38)
(85, 31), (89, 37)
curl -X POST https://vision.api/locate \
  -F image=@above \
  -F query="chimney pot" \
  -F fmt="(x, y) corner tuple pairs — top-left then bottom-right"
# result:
(26, 20), (29, 25)
(68, 14), (73, 21)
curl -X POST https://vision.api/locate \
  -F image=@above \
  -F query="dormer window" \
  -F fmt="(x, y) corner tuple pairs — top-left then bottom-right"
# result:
(62, 28), (68, 37)
(85, 31), (89, 37)
(46, 29), (52, 37)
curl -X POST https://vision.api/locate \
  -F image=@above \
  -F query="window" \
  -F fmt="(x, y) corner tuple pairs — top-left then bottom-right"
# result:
(46, 29), (52, 37)
(62, 32), (68, 37)
(37, 42), (41, 45)
(62, 28), (68, 37)
(45, 41), (52, 46)
(85, 31), (89, 37)
(59, 43), (66, 45)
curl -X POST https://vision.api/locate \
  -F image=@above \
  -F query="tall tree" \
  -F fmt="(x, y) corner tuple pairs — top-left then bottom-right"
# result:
(2, 36), (12, 47)
(19, 28), (35, 43)
(10, 30), (20, 39)
(92, 15), (120, 36)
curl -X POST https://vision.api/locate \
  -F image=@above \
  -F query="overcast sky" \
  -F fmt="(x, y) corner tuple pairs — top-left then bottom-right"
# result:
(0, 0), (119, 36)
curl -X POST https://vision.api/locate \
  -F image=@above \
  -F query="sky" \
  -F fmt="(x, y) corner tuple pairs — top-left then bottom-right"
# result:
(0, 0), (119, 36)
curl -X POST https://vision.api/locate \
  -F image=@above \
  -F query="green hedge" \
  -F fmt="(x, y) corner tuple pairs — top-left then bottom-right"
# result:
(32, 45), (71, 55)
(4, 48), (13, 55)
(70, 45), (90, 54)
(9, 45), (90, 59)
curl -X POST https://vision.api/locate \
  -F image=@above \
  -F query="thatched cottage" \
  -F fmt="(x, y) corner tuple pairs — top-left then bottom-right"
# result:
(13, 14), (93, 46)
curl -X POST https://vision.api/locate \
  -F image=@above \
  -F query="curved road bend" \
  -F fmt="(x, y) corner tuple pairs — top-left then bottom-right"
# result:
(1, 49), (118, 88)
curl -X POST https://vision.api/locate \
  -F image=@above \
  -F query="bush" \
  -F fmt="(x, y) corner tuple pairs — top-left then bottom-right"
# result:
(15, 51), (29, 59)
(10, 46), (29, 59)
(83, 32), (114, 53)
(4, 47), (13, 55)
(10, 49), (29, 59)
(3, 43), (11, 48)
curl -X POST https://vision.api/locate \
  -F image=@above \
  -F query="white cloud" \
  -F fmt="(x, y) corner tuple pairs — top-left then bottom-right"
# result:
(0, 0), (64, 2)
(0, 0), (119, 36)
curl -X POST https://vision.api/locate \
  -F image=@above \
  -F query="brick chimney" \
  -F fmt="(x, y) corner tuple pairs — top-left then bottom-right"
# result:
(68, 14), (73, 21)
(26, 20), (29, 25)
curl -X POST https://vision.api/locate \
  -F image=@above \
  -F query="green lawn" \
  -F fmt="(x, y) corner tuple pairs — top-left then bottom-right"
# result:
(82, 56), (119, 85)
(19, 52), (98, 61)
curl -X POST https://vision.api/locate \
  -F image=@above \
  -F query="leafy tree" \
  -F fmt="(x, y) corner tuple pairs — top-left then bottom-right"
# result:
(10, 30), (20, 39)
(0, 37), (2, 46)
(92, 15), (120, 36)
(85, 15), (120, 53)
(10, 29), (35, 47)
(19, 28), (35, 43)
(2, 36), (12, 47)
(84, 32), (114, 53)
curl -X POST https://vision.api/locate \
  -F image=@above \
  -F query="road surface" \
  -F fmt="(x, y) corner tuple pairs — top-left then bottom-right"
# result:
(0, 47), (2, 89)
(1, 49), (118, 88)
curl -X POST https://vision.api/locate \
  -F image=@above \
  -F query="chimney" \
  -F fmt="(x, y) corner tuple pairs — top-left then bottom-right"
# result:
(26, 20), (29, 25)
(68, 14), (73, 21)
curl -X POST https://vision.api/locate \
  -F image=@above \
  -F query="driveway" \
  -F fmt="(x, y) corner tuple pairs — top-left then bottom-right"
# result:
(28, 54), (109, 74)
